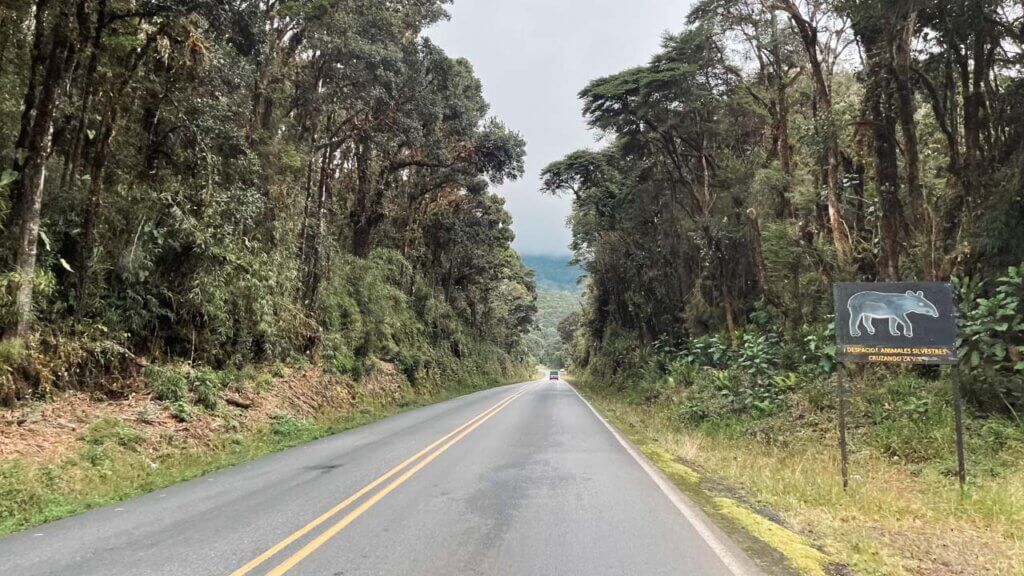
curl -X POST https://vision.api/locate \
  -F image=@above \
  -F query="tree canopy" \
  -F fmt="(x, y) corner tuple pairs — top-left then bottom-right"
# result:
(549, 0), (1024, 411)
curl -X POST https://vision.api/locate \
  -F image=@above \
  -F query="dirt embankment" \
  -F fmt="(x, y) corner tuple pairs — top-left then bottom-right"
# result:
(0, 360), (407, 463)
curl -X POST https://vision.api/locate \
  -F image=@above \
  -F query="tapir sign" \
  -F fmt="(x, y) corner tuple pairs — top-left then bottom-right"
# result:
(833, 282), (958, 365)
(847, 290), (939, 338)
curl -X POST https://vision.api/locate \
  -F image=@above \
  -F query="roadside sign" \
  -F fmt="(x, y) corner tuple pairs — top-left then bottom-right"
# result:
(831, 281), (965, 490)
(833, 282), (957, 364)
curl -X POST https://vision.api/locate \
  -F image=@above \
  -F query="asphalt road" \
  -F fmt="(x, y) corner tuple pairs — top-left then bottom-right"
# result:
(0, 379), (763, 575)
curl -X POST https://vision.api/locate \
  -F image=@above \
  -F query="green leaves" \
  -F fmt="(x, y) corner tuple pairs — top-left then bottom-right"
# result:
(957, 267), (1024, 372)
(0, 170), (17, 190)
(954, 265), (1024, 413)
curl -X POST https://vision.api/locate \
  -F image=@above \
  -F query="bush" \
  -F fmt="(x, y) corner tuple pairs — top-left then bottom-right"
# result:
(142, 364), (240, 420)
(678, 331), (783, 379)
(268, 415), (319, 440)
(143, 365), (188, 404)
(956, 266), (1024, 414)
(80, 417), (146, 470)
(858, 372), (1024, 474)
(81, 417), (146, 451)
(189, 370), (222, 411)
(677, 368), (798, 425)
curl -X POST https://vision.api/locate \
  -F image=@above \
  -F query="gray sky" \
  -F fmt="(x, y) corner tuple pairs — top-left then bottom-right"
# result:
(427, 1), (694, 256)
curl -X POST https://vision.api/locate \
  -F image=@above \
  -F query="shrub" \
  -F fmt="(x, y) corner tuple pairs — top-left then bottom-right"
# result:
(677, 331), (783, 379)
(956, 266), (1024, 414)
(794, 323), (838, 377)
(864, 376), (955, 464)
(268, 415), (319, 440)
(81, 417), (146, 451)
(0, 325), (135, 406)
(143, 364), (235, 420)
(189, 370), (223, 411)
(143, 365), (188, 404)
(80, 417), (146, 469)
(677, 368), (797, 424)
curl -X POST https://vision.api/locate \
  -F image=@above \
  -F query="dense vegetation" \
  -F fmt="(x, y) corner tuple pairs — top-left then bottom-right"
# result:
(525, 288), (579, 369)
(548, 0), (1024, 418)
(0, 0), (538, 406)
(522, 254), (581, 369)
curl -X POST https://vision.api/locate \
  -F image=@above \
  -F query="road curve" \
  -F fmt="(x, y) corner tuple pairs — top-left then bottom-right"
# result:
(0, 379), (763, 575)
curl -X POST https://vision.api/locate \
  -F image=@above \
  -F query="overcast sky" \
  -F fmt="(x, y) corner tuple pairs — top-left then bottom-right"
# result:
(427, 1), (694, 256)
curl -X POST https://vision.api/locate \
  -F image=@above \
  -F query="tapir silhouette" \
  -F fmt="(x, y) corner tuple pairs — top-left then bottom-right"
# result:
(847, 290), (939, 338)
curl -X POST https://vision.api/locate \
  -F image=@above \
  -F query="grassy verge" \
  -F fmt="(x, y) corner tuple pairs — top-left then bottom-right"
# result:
(576, 380), (1024, 576)
(0, 363), (531, 536)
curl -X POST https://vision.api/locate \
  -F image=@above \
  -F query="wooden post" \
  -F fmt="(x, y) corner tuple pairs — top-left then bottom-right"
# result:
(952, 369), (967, 488)
(837, 364), (849, 491)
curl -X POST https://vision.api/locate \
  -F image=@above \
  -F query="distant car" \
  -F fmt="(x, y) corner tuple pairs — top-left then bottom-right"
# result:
(549, 370), (559, 381)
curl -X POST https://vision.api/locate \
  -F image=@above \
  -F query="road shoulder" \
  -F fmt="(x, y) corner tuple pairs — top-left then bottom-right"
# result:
(572, 381), (827, 576)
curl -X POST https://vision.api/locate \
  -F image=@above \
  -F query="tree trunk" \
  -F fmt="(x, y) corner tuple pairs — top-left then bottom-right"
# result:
(770, 12), (794, 219)
(745, 208), (780, 307)
(350, 139), (375, 258)
(76, 108), (115, 309)
(301, 144), (331, 306)
(59, 0), (105, 200)
(6, 0), (52, 239)
(7, 2), (75, 337)
(774, 75), (794, 219)
(0, 10), (13, 81)
(870, 67), (904, 281)
(721, 281), (737, 346)
(777, 1), (852, 273)
(893, 3), (922, 217)
(858, 28), (906, 282)
(350, 142), (389, 259)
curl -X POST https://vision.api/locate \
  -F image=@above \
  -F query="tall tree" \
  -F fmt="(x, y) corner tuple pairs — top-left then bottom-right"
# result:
(766, 0), (855, 273)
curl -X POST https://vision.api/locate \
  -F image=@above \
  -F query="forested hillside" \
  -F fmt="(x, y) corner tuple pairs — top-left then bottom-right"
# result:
(550, 1), (1024, 574)
(0, 0), (537, 406)
(525, 289), (579, 369)
(521, 253), (583, 292)
(521, 254), (582, 368)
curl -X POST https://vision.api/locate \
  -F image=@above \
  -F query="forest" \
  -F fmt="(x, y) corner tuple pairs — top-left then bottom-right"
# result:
(0, 0), (538, 406)
(548, 0), (1024, 414)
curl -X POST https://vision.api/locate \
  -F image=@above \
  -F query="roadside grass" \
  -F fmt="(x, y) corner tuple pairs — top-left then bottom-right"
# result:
(0, 368), (525, 536)
(578, 384), (1024, 576)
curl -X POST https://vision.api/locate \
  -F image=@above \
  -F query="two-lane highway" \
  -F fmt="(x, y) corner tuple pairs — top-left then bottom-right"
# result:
(0, 380), (763, 575)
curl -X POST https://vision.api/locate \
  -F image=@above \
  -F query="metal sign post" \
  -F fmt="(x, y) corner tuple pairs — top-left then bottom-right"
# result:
(837, 365), (849, 490)
(832, 282), (959, 490)
(952, 370), (967, 488)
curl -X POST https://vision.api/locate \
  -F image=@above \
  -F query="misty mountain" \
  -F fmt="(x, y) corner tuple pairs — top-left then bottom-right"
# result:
(521, 254), (583, 293)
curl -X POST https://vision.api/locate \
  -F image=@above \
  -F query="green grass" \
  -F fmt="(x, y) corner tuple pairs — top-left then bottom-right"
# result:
(0, 369), (525, 536)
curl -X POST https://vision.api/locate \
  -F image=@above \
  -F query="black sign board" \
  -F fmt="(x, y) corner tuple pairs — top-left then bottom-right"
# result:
(833, 282), (958, 365)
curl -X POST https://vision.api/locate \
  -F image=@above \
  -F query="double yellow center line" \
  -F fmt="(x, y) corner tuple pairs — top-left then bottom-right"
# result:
(230, 382), (536, 576)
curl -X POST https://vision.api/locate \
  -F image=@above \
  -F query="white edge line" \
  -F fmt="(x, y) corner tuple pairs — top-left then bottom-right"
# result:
(566, 382), (759, 576)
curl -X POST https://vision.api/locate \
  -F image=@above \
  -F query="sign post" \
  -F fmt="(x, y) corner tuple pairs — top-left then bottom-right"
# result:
(837, 366), (849, 490)
(952, 371), (967, 488)
(833, 282), (959, 489)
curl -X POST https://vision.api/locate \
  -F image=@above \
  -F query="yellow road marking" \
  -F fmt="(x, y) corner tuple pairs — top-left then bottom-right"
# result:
(264, 383), (532, 575)
(230, 383), (534, 576)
